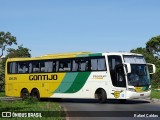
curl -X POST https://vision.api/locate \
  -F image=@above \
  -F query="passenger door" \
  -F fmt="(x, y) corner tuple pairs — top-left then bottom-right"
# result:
(108, 55), (126, 99)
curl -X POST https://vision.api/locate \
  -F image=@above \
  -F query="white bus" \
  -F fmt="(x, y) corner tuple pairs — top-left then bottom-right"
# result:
(5, 52), (156, 103)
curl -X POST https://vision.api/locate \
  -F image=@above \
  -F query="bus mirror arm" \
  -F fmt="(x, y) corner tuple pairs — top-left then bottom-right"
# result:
(147, 63), (156, 74)
(124, 63), (131, 74)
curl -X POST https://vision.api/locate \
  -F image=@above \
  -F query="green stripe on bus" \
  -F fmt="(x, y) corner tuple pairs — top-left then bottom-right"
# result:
(89, 53), (102, 57)
(64, 72), (91, 93)
(76, 54), (89, 57)
(54, 72), (78, 93)
(76, 53), (102, 57)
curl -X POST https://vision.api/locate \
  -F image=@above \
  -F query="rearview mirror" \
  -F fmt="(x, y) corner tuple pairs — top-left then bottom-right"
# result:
(147, 63), (156, 74)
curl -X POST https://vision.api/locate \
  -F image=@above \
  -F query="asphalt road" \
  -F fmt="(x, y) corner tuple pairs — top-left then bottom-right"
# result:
(59, 99), (160, 120)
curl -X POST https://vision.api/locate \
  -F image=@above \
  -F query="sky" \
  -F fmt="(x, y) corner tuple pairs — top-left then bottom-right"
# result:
(0, 0), (160, 57)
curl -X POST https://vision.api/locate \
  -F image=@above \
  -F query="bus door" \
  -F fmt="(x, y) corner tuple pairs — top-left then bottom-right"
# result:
(108, 55), (126, 99)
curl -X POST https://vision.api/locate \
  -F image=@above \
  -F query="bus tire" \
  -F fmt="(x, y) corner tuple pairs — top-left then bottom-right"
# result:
(97, 89), (107, 103)
(21, 88), (29, 100)
(31, 88), (40, 100)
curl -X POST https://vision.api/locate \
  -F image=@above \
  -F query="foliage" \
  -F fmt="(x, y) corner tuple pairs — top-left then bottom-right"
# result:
(6, 45), (31, 58)
(0, 31), (18, 91)
(151, 89), (160, 99)
(0, 44), (31, 91)
(0, 31), (17, 57)
(24, 96), (38, 104)
(0, 91), (5, 97)
(146, 35), (160, 57)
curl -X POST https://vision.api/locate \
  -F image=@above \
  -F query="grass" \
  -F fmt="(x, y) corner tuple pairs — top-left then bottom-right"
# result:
(0, 91), (5, 97)
(0, 97), (65, 120)
(151, 89), (160, 99)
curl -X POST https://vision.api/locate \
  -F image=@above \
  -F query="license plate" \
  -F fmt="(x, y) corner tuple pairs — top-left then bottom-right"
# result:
(140, 94), (144, 96)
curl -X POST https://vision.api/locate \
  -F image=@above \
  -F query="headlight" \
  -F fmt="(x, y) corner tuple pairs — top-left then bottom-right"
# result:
(128, 88), (136, 92)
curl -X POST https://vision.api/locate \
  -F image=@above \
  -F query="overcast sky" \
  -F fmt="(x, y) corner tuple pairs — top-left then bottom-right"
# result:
(1, 0), (160, 57)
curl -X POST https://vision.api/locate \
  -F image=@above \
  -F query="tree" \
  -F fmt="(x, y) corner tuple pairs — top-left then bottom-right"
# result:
(0, 31), (17, 57)
(146, 35), (160, 58)
(6, 45), (31, 58)
(0, 45), (31, 91)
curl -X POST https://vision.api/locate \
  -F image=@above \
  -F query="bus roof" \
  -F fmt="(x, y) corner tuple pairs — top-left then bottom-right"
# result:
(6, 52), (143, 62)
(105, 52), (143, 56)
(38, 52), (91, 58)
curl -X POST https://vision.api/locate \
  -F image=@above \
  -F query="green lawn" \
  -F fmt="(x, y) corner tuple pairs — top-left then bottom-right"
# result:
(0, 92), (5, 97)
(151, 89), (160, 99)
(0, 97), (65, 120)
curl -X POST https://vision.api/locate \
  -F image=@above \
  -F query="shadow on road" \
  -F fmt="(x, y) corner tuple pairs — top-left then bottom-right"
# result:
(40, 98), (150, 104)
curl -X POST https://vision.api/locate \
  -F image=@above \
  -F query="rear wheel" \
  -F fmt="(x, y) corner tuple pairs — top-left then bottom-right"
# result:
(21, 89), (29, 100)
(31, 89), (40, 100)
(97, 89), (107, 103)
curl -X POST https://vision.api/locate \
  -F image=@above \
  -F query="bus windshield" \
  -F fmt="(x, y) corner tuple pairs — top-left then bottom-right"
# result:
(127, 64), (150, 87)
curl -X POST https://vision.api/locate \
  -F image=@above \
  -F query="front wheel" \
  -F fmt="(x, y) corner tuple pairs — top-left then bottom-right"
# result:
(97, 89), (107, 103)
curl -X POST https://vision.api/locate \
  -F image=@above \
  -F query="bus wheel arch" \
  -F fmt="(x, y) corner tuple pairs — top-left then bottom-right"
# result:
(95, 88), (107, 103)
(20, 88), (29, 100)
(31, 88), (40, 100)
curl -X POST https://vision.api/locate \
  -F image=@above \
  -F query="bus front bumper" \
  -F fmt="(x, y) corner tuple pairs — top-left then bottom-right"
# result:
(126, 90), (151, 99)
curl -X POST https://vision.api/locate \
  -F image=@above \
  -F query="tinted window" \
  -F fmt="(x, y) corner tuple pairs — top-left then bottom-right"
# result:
(7, 56), (107, 74)
(8, 62), (17, 74)
(40, 61), (54, 72)
(91, 58), (106, 71)
(18, 62), (28, 73)
(58, 59), (71, 72)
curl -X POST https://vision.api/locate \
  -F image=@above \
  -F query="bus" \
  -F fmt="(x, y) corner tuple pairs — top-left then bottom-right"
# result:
(5, 52), (156, 103)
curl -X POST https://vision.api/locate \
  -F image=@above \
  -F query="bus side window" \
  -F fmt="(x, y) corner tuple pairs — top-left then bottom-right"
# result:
(59, 63), (64, 71)
(91, 59), (98, 70)
(45, 61), (53, 72)
(29, 63), (32, 73)
(56, 61), (59, 72)
(98, 58), (106, 71)
(72, 60), (78, 71)
(18, 62), (28, 73)
(41, 61), (53, 73)
(8, 62), (17, 74)
(32, 62), (40, 73)
(40, 62), (46, 72)
(18, 63), (23, 73)
(91, 57), (106, 71)
(79, 59), (89, 71)
(52, 62), (56, 72)
(58, 59), (71, 72)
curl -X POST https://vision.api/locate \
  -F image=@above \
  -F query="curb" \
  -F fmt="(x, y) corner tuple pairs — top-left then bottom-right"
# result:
(0, 97), (22, 101)
(150, 98), (160, 103)
(141, 97), (160, 103)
